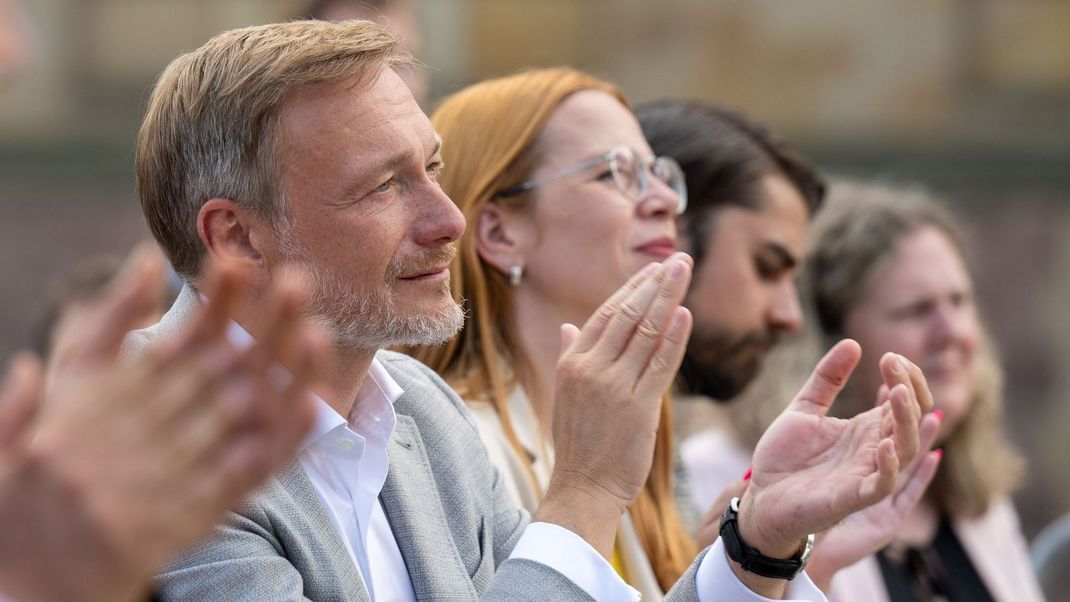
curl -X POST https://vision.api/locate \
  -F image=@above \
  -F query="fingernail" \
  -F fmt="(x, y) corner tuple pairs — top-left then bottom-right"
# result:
(893, 356), (907, 373)
(668, 260), (686, 280)
(640, 263), (658, 277)
(743, 468), (752, 482)
(672, 307), (689, 327)
(933, 409), (943, 421)
(933, 448), (943, 460)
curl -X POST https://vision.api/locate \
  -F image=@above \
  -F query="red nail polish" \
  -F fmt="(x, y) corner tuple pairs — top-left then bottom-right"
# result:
(743, 468), (752, 482)
(933, 448), (943, 460)
(933, 409), (944, 421)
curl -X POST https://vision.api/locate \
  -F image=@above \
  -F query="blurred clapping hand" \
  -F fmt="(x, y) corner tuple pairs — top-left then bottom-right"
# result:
(0, 247), (324, 602)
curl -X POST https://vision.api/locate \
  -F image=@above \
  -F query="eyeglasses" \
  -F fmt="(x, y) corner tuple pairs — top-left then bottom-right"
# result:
(496, 145), (688, 214)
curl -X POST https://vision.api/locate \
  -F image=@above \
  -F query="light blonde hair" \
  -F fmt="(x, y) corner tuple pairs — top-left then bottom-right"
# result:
(409, 67), (696, 590)
(804, 179), (1025, 517)
(136, 19), (412, 280)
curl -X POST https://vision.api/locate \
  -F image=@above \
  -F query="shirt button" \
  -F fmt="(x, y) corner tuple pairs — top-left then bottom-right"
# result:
(372, 414), (382, 423)
(338, 439), (354, 451)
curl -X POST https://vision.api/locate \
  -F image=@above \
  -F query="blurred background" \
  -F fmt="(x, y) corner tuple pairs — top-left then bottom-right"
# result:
(1, 0), (1068, 562)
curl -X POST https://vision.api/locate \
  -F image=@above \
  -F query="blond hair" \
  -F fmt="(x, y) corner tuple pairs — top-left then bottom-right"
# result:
(409, 67), (696, 590)
(136, 20), (411, 279)
(805, 179), (1025, 517)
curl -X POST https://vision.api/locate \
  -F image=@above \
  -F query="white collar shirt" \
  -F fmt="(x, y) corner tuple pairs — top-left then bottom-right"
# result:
(225, 321), (415, 601)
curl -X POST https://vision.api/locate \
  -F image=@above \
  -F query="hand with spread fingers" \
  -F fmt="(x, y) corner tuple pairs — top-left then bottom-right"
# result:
(730, 340), (933, 597)
(0, 249), (324, 602)
(535, 252), (694, 558)
(804, 410), (942, 592)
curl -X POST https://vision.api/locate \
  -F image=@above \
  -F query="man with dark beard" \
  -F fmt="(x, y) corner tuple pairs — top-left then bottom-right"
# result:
(636, 100), (825, 503)
(640, 103), (952, 598)
(638, 101), (824, 404)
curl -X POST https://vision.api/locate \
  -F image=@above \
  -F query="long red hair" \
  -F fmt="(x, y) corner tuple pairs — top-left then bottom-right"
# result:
(408, 67), (696, 590)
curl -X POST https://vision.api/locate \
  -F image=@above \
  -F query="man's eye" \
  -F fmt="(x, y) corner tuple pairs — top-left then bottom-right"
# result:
(596, 170), (615, 182)
(427, 161), (445, 180)
(756, 259), (777, 279)
(373, 180), (393, 194)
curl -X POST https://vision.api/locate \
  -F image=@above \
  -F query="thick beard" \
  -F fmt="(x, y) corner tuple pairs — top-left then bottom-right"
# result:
(678, 325), (777, 402)
(276, 221), (465, 352)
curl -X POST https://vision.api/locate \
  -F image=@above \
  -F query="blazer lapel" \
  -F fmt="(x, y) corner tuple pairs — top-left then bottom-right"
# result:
(277, 462), (372, 602)
(380, 416), (478, 600)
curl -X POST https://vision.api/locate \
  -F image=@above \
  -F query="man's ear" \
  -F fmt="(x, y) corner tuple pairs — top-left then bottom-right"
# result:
(197, 198), (271, 286)
(474, 203), (529, 278)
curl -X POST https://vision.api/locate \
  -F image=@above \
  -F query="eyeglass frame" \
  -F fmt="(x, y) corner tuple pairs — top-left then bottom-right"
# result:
(495, 145), (688, 214)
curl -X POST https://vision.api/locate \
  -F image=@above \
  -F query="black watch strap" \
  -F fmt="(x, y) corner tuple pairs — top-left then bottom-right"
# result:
(719, 496), (814, 581)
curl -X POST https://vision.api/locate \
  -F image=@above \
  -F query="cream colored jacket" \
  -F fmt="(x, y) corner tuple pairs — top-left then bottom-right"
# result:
(467, 388), (667, 601)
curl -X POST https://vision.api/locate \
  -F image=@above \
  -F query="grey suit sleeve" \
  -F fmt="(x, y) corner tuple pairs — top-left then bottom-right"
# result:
(482, 559), (596, 601)
(665, 547), (707, 601)
(154, 509), (312, 601)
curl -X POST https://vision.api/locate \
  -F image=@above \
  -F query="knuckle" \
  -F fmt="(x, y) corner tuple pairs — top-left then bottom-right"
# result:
(557, 354), (593, 380)
(594, 305), (617, 325)
(619, 300), (646, 322)
(656, 282), (677, 300)
(816, 367), (847, 389)
(648, 353), (671, 374)
(634, 318), (661, 341)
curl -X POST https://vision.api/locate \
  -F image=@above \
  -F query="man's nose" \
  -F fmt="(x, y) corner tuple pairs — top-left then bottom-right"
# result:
(415, 184), (466, 246)
(768, 281), (804, 335)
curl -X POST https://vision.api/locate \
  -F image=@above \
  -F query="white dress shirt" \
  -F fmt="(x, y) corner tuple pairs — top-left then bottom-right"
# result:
(225, 321), (827, 601)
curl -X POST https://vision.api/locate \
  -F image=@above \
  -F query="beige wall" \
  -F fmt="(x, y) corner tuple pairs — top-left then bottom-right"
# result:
(3, 0), (1069, 144)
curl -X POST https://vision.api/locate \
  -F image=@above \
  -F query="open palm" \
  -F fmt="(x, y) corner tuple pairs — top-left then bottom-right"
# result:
(738, 339), (928, 557)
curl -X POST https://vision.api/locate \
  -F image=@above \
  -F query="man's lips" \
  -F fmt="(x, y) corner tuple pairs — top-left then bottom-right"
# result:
(398, 266), (450, 282)
(635, 237), (677, 259)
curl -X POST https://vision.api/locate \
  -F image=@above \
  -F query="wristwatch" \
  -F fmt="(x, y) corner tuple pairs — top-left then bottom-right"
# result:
(719, 496), (815, 581)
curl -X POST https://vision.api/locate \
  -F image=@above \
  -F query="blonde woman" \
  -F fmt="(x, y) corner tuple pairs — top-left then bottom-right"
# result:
(714, 180), (1042, 601)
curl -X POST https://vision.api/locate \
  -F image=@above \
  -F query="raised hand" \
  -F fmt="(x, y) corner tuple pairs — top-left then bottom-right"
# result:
(536, 252), (693, 558)
(0, 248), (324, 602)
(805, 412), (942, 592)
(730, 339), (931, 596)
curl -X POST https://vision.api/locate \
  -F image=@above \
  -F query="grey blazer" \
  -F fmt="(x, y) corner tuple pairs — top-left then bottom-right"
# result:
(125, 287), (706, 601)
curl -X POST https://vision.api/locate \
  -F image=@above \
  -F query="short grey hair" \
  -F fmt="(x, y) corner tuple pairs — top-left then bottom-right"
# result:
(136, 19), (412, 280)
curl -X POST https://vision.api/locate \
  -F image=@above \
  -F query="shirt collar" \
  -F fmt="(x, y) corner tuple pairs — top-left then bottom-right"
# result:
(220, 319), (404, 453)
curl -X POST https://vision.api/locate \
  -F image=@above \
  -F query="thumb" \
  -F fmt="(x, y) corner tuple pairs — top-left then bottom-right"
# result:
(559, 323), (581, 355)
(789, 338), (862, 416)
(58, 244), (165, 365)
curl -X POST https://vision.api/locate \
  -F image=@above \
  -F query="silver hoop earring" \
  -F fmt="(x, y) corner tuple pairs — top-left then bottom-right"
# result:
(509, 265), (523, 287)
